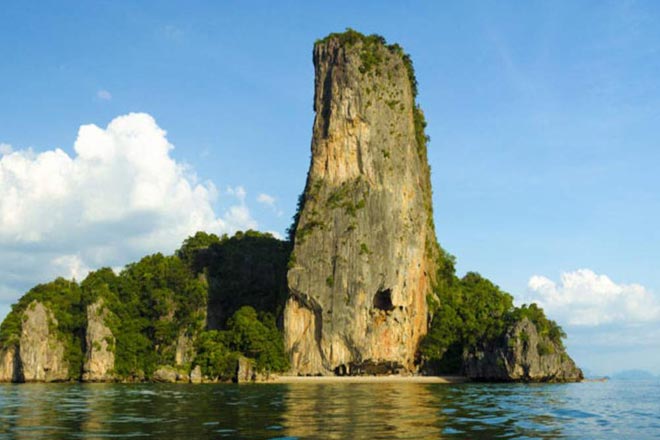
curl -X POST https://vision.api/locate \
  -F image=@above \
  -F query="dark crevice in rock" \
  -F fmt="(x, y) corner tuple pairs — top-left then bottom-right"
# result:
(373, 289), (394, 312)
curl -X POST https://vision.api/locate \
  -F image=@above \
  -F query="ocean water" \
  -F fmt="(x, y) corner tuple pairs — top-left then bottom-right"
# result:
(0, 380), (658, 439)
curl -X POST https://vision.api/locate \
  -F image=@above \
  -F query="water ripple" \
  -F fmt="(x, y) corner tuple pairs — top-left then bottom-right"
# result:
(0, 380), (657, 439)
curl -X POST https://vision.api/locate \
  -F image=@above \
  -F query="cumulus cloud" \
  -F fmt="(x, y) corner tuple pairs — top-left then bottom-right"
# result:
(96, 90), (112, 101)
(0, 113), (258, 312)
(257, 193), (276, 206)
(525, 269), (660, 326)
(0, 143), (12, 155)
(256, 192), (283, 217)
(226, 185), (247, 202)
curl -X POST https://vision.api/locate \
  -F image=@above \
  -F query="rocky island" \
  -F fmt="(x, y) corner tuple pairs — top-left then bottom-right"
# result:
(0, 30), (582, 383)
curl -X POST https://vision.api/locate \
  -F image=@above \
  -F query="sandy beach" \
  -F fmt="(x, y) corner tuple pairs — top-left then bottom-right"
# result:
(268, 375), (468, 384)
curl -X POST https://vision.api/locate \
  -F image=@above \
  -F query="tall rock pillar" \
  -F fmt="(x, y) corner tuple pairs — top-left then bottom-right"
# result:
(284, 31), (439, 375)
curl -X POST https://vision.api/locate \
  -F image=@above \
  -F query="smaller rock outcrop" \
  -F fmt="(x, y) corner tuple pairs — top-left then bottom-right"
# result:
(174, 332), (195, 366)
(19, 301), (69, 382)
(463, 318), (583, 382)
(189, 365), (202, 384)
(82, 300), (115, 382)
(0, 346), (20, 382)
(152, 366), (180, 383)
(236, 356), (255, 383)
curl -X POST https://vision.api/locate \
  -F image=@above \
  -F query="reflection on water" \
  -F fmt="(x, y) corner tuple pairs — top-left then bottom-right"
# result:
(282, 383), (444, 438)
(0, 380), (657, 439)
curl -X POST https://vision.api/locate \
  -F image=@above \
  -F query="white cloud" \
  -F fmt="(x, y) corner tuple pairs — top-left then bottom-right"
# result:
(0, 113), (258, 316)
(0, 143), (12, 155)
(97, 90), (112, 101)
(266, 230), (283, 240)
(257, 193), (276, 206)
(525, 269), (660, 326)
(52, 254), (90, 281)
(226, 185), (247, 202)
(257, 192), (283, 217)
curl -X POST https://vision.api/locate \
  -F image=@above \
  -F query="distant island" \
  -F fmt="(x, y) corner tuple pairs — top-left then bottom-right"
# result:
(0, 29), (581, 384)
(610, 370), (658, 380)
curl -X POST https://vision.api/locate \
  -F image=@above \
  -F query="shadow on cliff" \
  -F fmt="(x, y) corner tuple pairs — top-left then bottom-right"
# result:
(187, 230), (291, 329)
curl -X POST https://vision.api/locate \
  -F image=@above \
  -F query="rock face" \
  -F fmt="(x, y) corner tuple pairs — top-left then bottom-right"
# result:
(152, 366), (179, 383)
(82, 300), (115, 382)
(189, 365), (203, 384)
(284, 33), (438, 375)
(236, 356), (255, 383)
(19, 301), (69, 382)
(0, 346), (20, 382)
(463, 318), (583, 382)
(174, 332), (195, 366)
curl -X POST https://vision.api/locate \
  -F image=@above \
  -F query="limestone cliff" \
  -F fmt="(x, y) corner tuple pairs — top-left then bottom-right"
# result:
(463, 318), (583, 382)
(0, 346), (19, 382)
(82, 299), (115, 382)
(19, 301), (69, 382)
(284, 31), (439, 375)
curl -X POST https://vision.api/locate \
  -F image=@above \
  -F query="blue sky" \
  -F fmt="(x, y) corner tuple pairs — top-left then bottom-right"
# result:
(1, 1), (659, 375)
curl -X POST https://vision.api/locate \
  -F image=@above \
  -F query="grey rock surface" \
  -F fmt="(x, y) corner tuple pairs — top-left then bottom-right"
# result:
(82, 299), (115, 382)
(152, 366), (179, 383)
(189, 365), (203, 384)
(19, 301), (69, 382)
(284, 34), (439, 375)
(174, 332), (195, 366)
(463, 318), (583, 382)
(236, 356), (255, 382)
(0, 346), (20, 382)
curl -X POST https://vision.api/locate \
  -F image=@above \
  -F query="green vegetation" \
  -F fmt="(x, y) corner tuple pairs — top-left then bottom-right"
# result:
(296, 219), (325, 243)
(315, 28), (387, 74)
(289, 179), (326, 244)
(421, 254), (567, 374)
(88, 253), (208, 377)
(0, 278), (84, 376)
(325, 179), (366, 218)
(184, 229), (290, 328)
(386, 99), (399, 110)
(359, 243), (371, 256)
(194, 306), (289, 378)
(510, 303), (566, 348)
(176, 231), (223, 268)
(193, 330), (238, 380)
(315, 28), (418, 90)
(0, 230), (291, 381)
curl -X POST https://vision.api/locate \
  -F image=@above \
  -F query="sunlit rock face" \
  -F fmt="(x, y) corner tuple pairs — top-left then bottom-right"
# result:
(82, 299), (115, 382)
(0, 345), (19, 382)
(463, 318), (584, 382)
(19, 301), (69, 382)
(284, 33), (439, 375)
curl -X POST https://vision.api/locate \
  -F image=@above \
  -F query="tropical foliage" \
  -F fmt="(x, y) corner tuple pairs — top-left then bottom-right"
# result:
(421, 253), (566, 374)
(0, 230), (290, 381)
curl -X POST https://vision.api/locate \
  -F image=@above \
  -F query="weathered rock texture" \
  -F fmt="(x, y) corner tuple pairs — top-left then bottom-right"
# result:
(174, 332), (195, 366)
(284, 33), (439, 375)
(463, 318), (583, 382)
(82, 300), (115, 382)
(19, 301), (69, 382)
(190, 365), (203, 384)
(0, 346), (19, 382)
(236, 356), (255, 383)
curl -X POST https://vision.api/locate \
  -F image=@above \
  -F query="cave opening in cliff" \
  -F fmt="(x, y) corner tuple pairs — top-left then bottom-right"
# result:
(373, 289), (394, 312)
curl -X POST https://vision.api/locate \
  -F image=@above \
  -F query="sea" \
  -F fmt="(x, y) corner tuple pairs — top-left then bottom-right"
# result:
(0, 379), (658, 439)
